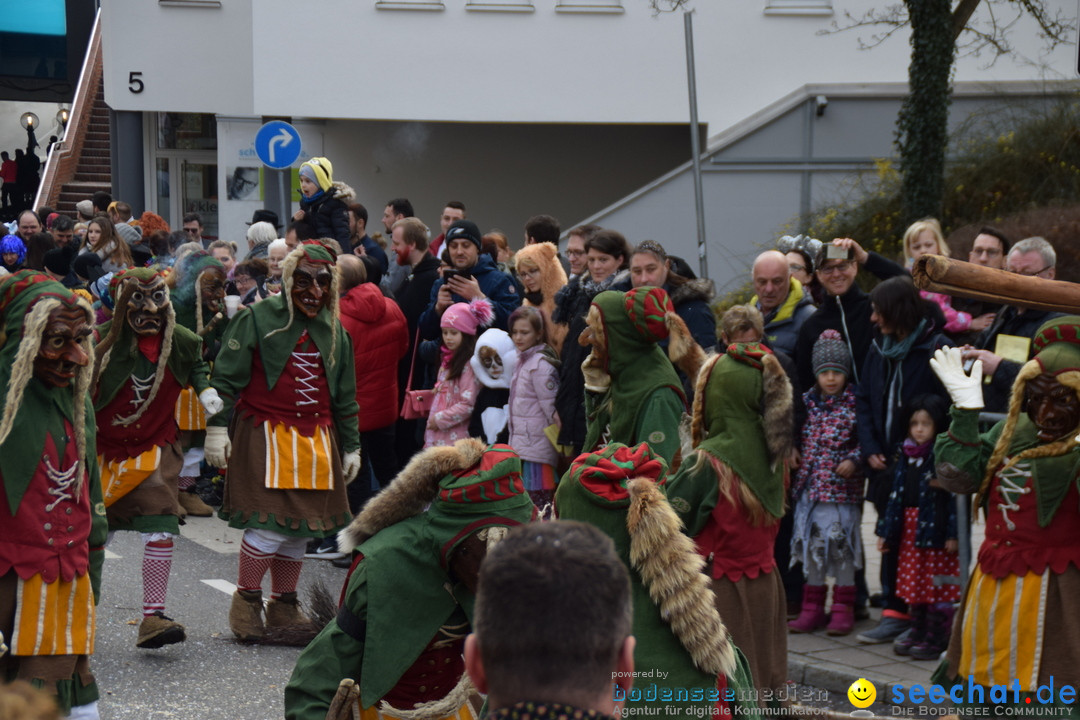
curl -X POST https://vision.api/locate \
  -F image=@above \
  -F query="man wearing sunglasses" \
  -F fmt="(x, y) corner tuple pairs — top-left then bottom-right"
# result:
(182, 212), (205, 248)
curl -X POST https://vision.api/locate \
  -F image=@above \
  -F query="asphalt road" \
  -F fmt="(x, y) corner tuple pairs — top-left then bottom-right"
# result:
(92, 516), (347, 720)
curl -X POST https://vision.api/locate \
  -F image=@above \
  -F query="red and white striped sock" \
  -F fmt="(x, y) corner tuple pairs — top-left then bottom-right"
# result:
(237, 539), (273, 592)
(142, 539), (173, 617)
(270, 556), (303, 600)
(177, 476), (197, 491)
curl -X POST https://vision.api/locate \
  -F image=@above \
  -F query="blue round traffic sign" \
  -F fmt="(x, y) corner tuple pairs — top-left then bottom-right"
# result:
(255, 121), (302, 169)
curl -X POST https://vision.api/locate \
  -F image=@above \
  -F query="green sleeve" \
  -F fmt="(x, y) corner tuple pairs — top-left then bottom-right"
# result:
(207, 307), (256, 427)
(187, 354), (212, 396)
(635, 388), (684, 469)
(934, 407), (997, 485)
(284, 565), (369, 720)
(84, 399), (108, 603)
(331, 326), (360, 454)
(665, 455), (720, 538)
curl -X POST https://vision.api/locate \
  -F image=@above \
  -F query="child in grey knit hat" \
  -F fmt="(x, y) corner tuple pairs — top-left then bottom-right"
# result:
(788, 328), (864, 637)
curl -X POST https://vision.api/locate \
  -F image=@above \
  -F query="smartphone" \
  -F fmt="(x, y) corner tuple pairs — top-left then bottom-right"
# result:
(826, 244), (850, 261)
(444, 269), (472, 282)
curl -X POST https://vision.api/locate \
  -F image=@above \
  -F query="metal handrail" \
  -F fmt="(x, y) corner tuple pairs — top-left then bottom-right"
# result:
(35, 9), (103, 212)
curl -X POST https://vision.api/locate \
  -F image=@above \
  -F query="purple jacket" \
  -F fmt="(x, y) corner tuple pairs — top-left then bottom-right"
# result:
(508, 344), (559, 465)
(793, 386), (863, 504)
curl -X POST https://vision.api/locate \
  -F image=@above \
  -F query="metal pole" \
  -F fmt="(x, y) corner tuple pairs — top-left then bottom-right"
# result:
(684, 11), (708, 280)
(279, 168), (289, 232)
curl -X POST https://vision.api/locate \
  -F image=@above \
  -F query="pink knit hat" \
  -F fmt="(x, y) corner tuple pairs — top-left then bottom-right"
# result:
(441, 298), (494, 336)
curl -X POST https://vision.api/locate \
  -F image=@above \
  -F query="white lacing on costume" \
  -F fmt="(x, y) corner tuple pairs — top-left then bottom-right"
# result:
(43, 455), (80, 512)
(292, 351), (321, 406)
(996, 458), (1032, 532)
(128, 373), (155, 408)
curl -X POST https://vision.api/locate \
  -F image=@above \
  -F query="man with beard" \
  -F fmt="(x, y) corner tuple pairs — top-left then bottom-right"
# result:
(167, 251), (228, 516)
(91, 268), (221, 648)
(206, 241), (361, 641)
(0, 271), (106, 720)
(390, 217), (442, 466)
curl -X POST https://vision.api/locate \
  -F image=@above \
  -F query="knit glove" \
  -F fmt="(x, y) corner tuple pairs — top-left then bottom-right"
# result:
(930, 346), (984, 410)
(342, 449), (362, 484)
(204, 426), (232, 467)
(199, 388), (224, 416)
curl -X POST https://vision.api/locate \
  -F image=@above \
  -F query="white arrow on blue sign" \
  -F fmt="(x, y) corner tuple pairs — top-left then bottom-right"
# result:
(255, 121), (302, 169)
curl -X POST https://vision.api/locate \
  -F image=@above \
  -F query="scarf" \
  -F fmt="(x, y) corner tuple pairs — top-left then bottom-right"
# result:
(440, 344), (455, 369)
(902, 437), (932, 459)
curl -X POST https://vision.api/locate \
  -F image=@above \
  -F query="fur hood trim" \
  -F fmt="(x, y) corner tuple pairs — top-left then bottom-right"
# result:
(761, 352), (794, 468)
(338, 438), (487, 552)
(670, 278), (715, 307)
(330, 181), (356, 203)
(626, 477), (736, 677)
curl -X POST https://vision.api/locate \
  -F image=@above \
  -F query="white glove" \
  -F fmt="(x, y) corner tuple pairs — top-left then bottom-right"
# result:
(929, 346), (984, 410)
(204, 426), (232, 467)
(0, 629), (8, 657)
(199, 388), (224, 416)
(342, 449), (362, 484)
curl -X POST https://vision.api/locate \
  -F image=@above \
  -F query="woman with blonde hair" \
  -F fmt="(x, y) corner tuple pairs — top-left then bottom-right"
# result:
(514, 241), (568, 352)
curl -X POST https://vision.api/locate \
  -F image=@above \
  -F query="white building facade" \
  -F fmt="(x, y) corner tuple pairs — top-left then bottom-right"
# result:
(99, 0), (1078, 281)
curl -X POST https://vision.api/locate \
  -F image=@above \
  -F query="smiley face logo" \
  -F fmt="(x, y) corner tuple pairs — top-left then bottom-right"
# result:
(847, 678), (876, 709)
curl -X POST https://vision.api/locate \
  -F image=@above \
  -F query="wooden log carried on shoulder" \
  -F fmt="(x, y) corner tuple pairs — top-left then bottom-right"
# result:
(912, 254), (1080, 315)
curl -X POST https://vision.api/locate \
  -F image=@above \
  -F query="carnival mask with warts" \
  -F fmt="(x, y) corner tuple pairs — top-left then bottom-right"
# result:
(478, 346), (504, 379)
(291, 259), (332, 318)
(34, 305), (92, 388)
(1024, 372), (1080, 443)
(199, 267), (227, 317)
(125, 276), (168, 336)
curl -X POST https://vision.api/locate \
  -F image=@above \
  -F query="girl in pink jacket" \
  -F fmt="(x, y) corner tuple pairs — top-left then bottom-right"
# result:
(424, 299), (490, 448)
(507, 306), (561, 510)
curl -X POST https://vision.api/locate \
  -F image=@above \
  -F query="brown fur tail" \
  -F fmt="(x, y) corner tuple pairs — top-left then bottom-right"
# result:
(626, 477), (736, 678)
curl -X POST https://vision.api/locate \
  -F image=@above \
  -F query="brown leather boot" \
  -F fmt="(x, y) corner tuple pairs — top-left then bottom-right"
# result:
(178, 490), (213, 517)
(229, 589), (265, 641)
(136, 611), (186, 649)
(265, 592), (311, 628)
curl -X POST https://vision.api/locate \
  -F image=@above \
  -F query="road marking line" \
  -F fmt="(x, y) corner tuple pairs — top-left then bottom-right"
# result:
(104, 550), (121, 560)
(201, 579), (237, 596)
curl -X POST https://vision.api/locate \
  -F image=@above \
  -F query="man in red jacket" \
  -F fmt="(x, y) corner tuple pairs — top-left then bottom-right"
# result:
(337, 254), (409, 510)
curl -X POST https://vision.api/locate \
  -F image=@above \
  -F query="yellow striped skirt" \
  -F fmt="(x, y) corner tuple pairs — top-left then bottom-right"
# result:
(12, 573), (95, 656)
(99, 445), (161, 507)
(958, 566), (1048, 692)
(263, 422), (334, 491)
(174, 386), (206, 431)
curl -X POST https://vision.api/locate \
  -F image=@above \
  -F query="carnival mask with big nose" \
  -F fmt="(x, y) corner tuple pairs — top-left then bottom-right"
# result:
(34, 305), (92, 388)
(125, 275), (169, 336)
(291, 259), (332, 319)
(1024, 373), (1080, 443)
